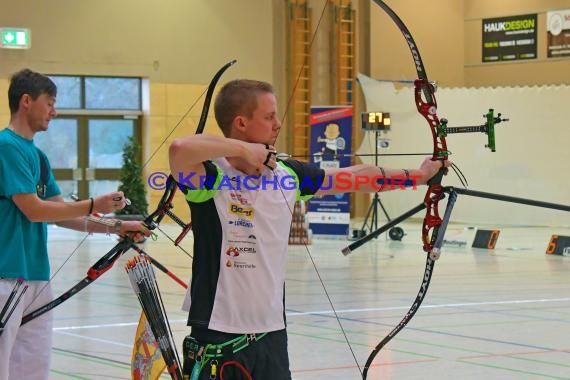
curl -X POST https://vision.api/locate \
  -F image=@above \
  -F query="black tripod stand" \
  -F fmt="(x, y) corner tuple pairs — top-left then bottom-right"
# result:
(353, 130), (405, 241)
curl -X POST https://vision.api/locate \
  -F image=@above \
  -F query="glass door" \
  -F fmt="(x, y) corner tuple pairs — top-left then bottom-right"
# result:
(87, 118), (136, 196)
(34, 118), (79, 201)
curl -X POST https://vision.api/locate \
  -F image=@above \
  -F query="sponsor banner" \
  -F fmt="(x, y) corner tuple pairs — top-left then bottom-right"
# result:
(308, 106), (352, 236)
(482, 14), (537, 62)
(547, 9), (570, 58)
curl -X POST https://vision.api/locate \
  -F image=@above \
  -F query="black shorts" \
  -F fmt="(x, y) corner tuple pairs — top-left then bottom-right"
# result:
(188, 327), (291, 380)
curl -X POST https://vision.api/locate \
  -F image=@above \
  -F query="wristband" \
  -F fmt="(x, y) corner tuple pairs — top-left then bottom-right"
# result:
(88, 197), (94, 215)
(114, 220), (122, 234)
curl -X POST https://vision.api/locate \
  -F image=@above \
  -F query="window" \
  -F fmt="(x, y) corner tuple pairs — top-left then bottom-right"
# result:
(85, 77), (141, 110)
(49, 76), (81, 109)
(48, 75), (142, 110)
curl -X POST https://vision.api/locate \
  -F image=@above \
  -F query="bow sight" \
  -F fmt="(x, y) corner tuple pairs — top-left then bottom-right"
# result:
(437, 109), (509, 152)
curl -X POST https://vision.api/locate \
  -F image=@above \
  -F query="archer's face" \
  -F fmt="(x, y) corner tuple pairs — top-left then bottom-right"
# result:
(25, 93), (57, 133)
(241, 92), (281, 145)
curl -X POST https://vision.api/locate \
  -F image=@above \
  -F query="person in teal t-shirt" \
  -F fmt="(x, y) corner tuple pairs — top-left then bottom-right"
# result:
(0, 69), (150, 380)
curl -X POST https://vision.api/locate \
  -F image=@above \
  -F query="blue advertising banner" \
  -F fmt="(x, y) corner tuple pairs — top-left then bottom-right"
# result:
(307, 106), (352, 236)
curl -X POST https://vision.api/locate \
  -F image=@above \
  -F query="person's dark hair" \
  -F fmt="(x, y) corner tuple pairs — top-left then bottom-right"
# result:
(8, 69), (57, 114)
(214, 79), (274, 137)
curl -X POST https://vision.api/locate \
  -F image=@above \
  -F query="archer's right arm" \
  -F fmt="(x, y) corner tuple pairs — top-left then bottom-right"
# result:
(169, 134), (263, 189)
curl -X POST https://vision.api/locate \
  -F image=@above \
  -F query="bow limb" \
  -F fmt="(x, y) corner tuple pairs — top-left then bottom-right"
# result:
(21, 239), (133, 325)
(194, 60), (237, 135)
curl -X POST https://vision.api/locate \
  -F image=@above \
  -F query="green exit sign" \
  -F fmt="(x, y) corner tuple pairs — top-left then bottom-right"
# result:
(1, 28), (31, 49)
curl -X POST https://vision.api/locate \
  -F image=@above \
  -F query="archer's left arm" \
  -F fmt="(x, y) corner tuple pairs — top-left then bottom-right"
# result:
(316, 158), (446, 196)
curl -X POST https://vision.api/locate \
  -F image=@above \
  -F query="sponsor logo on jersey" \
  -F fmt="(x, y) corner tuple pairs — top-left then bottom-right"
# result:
(228, 203), (254, 219)
(225, 245), (257, 256)
(228, 218), (254, 228)
(228, 240), (257, 245)
(230, 193), (250, 205)
(232, 263), (256, 269)
(225, 246), (240, 257)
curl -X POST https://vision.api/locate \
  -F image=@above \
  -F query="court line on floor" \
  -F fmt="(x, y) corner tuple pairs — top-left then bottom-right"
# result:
(53, 296), (570, 332)
(285, 297), (570, 317)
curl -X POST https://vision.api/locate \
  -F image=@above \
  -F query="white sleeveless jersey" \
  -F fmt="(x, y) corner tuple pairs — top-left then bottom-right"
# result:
(183, 158), (323, 333)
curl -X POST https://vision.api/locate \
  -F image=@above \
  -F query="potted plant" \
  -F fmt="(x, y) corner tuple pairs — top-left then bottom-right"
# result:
(116, 136), (148, 219)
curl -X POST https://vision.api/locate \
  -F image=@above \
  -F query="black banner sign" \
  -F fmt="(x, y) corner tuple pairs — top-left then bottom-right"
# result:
(482, 14), (537, 62)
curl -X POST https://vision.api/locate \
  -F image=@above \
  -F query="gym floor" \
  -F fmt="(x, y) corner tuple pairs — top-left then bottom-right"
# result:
(45, 222), (570, 379)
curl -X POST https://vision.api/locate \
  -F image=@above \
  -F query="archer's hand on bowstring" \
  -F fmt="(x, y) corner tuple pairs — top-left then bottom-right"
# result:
(232, 142), (277, 175)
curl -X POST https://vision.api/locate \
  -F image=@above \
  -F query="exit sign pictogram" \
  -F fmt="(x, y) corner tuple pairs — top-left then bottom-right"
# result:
(1, 28), (31, 49)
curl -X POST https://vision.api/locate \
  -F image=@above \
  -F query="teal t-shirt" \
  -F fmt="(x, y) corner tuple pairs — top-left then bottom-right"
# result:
(0, 128), (60, 280)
